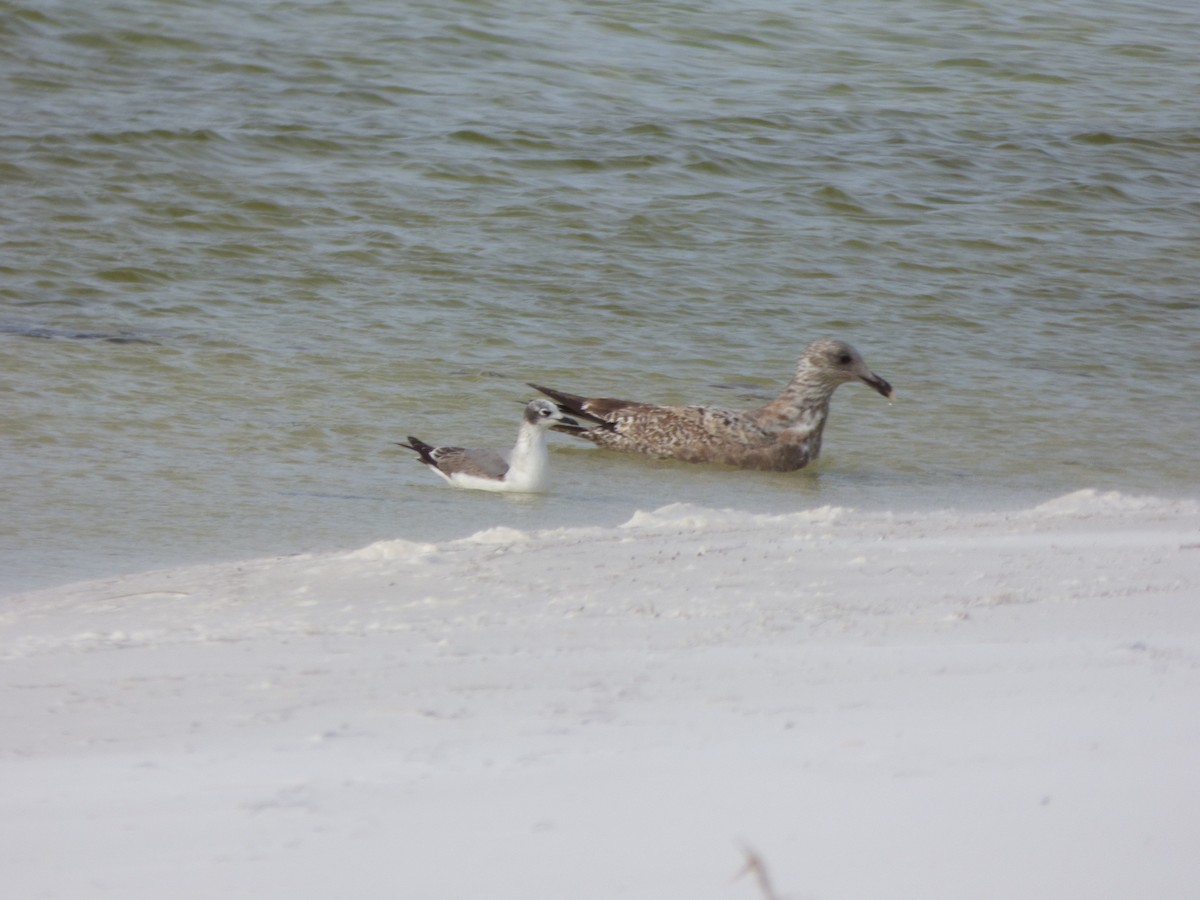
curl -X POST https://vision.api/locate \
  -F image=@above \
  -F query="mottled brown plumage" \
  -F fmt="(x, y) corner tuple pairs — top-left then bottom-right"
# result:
(529, 339), (893, 472)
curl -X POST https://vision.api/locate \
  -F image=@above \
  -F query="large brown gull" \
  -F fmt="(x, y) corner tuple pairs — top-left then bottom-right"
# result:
(529, 338), (893, 472)
(398, 399), (578, 492)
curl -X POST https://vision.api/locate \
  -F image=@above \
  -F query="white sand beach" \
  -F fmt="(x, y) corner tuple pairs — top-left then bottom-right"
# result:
(3, 489), (1199, 899)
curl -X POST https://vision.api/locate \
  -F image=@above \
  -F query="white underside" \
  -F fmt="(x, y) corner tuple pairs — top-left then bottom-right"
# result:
(442, 469), (545, 493)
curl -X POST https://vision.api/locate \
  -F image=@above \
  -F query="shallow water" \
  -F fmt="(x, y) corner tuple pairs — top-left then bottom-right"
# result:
(3, 0), (1199, 594)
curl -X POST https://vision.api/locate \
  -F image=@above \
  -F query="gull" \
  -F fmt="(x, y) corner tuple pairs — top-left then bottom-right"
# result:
(397, 399), (579, 492)
(528, 338), (893, 472)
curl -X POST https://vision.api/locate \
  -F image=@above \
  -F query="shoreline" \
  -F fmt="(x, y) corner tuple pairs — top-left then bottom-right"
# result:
(6, 481), (1194, 602)
(3, 489), (1199, 898)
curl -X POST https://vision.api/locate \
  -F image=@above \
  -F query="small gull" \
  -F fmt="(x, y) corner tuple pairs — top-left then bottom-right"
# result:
(397, 399), (579, 492)
(529, 338), (894, 472)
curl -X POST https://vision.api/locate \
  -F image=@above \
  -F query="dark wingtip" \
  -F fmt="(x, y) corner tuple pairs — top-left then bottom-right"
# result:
(527, 382), (606, 424)
(527, 382), (569, 405)
(551, 420), (591, 436)
(397, 436), (438, 466)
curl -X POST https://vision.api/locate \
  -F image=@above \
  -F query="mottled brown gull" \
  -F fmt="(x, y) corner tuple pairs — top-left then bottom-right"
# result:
(397, 399), (578, 492)
(529, 338), (893, 472)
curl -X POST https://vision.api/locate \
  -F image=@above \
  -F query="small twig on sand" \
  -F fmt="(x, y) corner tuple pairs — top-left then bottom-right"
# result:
(735, 844), (781, 900)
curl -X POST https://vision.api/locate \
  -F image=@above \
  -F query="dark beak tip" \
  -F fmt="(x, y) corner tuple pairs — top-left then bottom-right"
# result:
(865, 375), (895, 400)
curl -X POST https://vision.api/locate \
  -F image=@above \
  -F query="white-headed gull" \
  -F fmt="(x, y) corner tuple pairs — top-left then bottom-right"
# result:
(398, 399), (579, 492)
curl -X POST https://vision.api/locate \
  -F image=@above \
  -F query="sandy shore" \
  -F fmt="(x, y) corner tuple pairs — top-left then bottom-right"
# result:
(3, 489), (1198, 899)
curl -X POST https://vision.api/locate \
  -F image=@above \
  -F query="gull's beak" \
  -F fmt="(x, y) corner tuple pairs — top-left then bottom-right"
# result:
(861, 371), (895, 400)
(557, 414), (581, 428)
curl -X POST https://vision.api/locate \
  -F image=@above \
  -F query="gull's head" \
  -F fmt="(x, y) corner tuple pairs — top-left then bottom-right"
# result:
(524, 398), (580, 428)
(802, 339), (895, 399)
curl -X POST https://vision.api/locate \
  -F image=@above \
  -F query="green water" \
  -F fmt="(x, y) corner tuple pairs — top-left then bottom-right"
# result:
(3, 0), (1199, 593)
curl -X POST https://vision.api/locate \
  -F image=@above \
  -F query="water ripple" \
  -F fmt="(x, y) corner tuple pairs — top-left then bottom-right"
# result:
(3, 0), (1199, 593)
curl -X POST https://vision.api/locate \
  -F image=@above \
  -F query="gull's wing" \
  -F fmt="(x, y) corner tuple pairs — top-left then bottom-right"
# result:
(429, 446), (510, 480)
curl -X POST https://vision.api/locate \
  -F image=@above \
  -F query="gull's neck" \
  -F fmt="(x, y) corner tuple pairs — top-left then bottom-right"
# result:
(506, 422), (550, 490)
(751, 363), (838, 430)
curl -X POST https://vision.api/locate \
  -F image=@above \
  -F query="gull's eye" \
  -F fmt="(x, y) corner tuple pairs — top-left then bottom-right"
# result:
(540, 407), (553, 416)
(838, 353), (852, 365)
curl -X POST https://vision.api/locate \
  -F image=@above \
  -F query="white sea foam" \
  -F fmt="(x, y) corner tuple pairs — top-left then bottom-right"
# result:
(1030, 488), (1200, 518)
(620, 501), (849, 532)
(456, 525), (533, 545)
(340, 538), (440, 562)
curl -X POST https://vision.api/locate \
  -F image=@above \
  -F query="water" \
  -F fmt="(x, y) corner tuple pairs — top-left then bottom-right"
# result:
(3, 0), (1199, 595)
